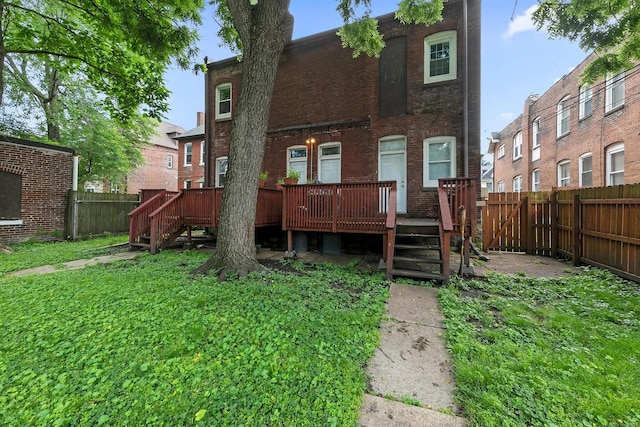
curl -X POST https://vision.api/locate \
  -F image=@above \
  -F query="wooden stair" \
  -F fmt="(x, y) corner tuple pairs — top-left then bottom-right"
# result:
(389, 218), (449, 284)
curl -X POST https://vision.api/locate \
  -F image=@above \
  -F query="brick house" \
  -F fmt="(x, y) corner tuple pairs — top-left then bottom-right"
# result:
(490, 54), (640, 192)
(205, 1), (481, 219)
(124, 121), (183, 193)
(175, 112), (206, 189)
(0, 135), (75, 243)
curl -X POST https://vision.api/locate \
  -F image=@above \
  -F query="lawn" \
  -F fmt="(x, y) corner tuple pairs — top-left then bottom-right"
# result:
(0, 248), (389, 426)
(440, 270), (640, 427)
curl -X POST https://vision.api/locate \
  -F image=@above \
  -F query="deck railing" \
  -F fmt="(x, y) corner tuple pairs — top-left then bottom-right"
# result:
(129, 190), (179, 245)
(438, 177), (477, 235)
(282, 181), (397, 234)
(145, 188), (282, 254)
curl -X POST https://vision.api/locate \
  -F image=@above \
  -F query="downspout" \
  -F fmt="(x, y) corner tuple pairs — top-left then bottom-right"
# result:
(463, 0), (469, 177)
(203, 56), (210, 187)
(72, 155), (79, 191)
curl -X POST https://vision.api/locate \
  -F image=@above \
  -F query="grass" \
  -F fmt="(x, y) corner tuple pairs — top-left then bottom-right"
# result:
(0, 248), (389, 426)
(439, 270), (640, 427)
(1, 234), (129, 275)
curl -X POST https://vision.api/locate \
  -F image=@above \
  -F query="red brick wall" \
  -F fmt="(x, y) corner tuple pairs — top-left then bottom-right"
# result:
(127, 144), (178, 193)
(206, 0), (481, 217)
(0, 141), (74, 243)
(493, 54), (640, 191)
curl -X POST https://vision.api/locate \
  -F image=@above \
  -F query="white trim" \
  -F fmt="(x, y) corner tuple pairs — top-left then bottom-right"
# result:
(512, 175), (522, 193)
(605, 72), (625, 112)
(167, 155), (173, 169)
(199, 141), (205, 165)
(423, 136), (456, 187)
(512, 132), (522, 160)
(497, 180), (505, 193)
(606, 143), (624, 186)
(531, 169), (540, 192)
(287, 145), (308, 184)
(0, 220), (23, 226)
(556, 96), (570, 137)
(184, 142), (192, 166)
(579, 85), (592, 119)
(497, 144), (505, 159)
(318, 142), (341, 183)
(557, 160), (570, 187)
(424, 30), (457, 84)
(215, 83), (232, 119)
(579, 153), (592, 187)
(215, 156), (228, 187)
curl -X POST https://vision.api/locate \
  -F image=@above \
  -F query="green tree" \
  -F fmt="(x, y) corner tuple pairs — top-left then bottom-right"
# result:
(533, 0), (640, 82)
(0, 0), (203, 121)
(200, 0), (446, 278)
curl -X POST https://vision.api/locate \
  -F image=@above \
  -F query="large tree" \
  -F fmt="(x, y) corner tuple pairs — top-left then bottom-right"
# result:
(0, 0), (203, 121)
(533, 0), (640, 82)
(201, 0), (446, 278)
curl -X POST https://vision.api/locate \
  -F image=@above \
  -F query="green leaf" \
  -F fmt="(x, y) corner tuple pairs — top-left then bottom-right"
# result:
(195, 409), (207, 421)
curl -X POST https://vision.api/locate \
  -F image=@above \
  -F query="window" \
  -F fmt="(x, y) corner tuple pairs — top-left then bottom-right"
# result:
(605, 72), (625, 112)
(0, 171), (22, 224)
(497, 144), (505, 159)
(424, 31), (457, 84)
(167, 155), (173, 169)
(532, 169), (540, 192)
(184, 143), (192, 166)
(513, 175), (523, 193)
(423, 136), (456, 187)
(513, 132), (522, 160)
(216, 83), (232, 119)
(215, 157), (228, 187)
(497, 180), (505, 193)
(110, 182), (119, 194)
(557, 160), (570, 187)
(184, 180), (192, 189)
(199, 141), (205, 165)
(287, 146), (308, 184)
(556, 96), (570, 137)
(606, 143), (624, 186)
(579, 153), (592, 187)
(318, 143), (341, 183)
(531, 118), (540, 162)
(579, 85), (593, 119)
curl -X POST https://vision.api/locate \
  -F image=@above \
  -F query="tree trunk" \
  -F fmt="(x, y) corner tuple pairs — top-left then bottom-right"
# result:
(200, 0), (293, 278)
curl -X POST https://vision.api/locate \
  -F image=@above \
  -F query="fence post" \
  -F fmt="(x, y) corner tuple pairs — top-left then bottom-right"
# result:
(66, 190), (79, 241)
(550, 191), (558, 257)
(521, 195), (529, 253)
(572, 194), (581, 266)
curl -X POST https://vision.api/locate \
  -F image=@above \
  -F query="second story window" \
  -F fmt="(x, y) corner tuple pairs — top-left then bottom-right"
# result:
(605, 72), (625, 112)
(216, 83), (232, 119)
(532, 118), (540, 162)
(199, 141), (205, 165)
(497, 144), (505, 159)
(184, 143), (192, 166)
(557, 96), (570, 137)
(167, 155), (173, 169)
(579, 85), (592, 119)
(513, 132), (522, 160)
(424, 31), (457, 84)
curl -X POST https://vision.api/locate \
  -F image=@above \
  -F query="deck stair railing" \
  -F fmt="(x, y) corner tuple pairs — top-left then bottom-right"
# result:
(438, 177), (477, 270)
(129, 190), (179, 249)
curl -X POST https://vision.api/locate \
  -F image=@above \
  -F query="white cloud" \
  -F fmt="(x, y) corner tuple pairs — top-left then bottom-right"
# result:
(503, 5), (539, 39)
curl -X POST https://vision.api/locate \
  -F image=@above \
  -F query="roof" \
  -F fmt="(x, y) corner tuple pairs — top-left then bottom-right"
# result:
(151, 122), (185, 150)
(175, 124), (204, 140)
(487, 132), (501, 153)
(0, 134), (75, 155)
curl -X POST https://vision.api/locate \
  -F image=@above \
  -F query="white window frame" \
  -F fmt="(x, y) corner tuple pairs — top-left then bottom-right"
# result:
(605, 72), (625, 112)
(579, 153), (593, 187)
(531, 169), (540, 192)
(556, 96), (570, 137)
(184, 142), (192, 166)
(513, 132), (522, 160)
(184, 179), (192, 189)
(215, 83), (232, 119)
(512, 175), (523, 193)
(318, 142), (341, 184)
(606, 143), (624, 186)
(579, 85), (593, 119)
(424, 31), (457, 84)
(557, 160), (570, 187)
(167, 155), (173, 169)
(215, 156), (228, 187)
(497, 144), (505, 159)
(423, 136), (456, 187)
(531, 118), (540, 162)
(497, 180), (505, 193)
(287, 145), (308, 184)
(199, 141), (205, 165)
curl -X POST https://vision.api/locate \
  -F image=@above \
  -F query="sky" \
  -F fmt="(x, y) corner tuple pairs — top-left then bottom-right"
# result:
(163, 1), (588, 157)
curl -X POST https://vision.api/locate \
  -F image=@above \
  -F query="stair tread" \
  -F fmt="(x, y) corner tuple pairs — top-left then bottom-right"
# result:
(391, 268), (444, 280)
(393, 255), (443, 264)
(396, 233), (439, 238)
(395, 243), (441, 250)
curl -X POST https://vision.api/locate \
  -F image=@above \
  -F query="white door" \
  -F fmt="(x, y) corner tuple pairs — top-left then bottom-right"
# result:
(379, 137), (407, 213)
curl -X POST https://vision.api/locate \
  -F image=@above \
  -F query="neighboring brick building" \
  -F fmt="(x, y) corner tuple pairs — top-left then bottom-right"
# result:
(205, 1), (481, 218)
(125, 122), (183, 193)
(490, 54), (640, 192)
(0, 135), (75, 243)
(176, 112), (206, 189)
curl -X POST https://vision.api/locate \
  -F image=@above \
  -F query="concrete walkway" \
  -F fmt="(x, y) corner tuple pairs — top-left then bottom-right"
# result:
(6, 252), (140, 277)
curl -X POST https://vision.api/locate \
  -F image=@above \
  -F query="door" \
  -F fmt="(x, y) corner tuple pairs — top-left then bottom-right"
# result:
(379, 137), (407, 213)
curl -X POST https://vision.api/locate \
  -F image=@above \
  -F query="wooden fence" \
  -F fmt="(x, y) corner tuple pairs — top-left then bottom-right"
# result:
(67, 191), (139, 239)
(483, 184), (640, 282)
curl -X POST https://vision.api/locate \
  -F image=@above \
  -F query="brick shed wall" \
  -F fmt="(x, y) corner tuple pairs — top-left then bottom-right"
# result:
(127, 144), (178, 193)
(0, 140), (74, 243)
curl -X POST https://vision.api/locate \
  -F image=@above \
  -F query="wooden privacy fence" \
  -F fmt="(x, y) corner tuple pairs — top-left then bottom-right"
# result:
(67, 190), (139, 239)
(483, 184), (640, 282)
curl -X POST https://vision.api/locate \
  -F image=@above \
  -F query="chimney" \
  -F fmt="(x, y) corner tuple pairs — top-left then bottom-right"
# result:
(197, 111), (205, 126)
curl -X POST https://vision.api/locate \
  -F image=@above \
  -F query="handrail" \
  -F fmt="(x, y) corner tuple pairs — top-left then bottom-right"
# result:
(385, 184), (398, 279)
(149, 191), (184, 254)
(437, 187), (454, 232)
(129, 191), (172, 245)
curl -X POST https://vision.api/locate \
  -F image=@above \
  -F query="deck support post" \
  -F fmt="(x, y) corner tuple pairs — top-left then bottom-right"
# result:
(287, 230), (293, 252)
